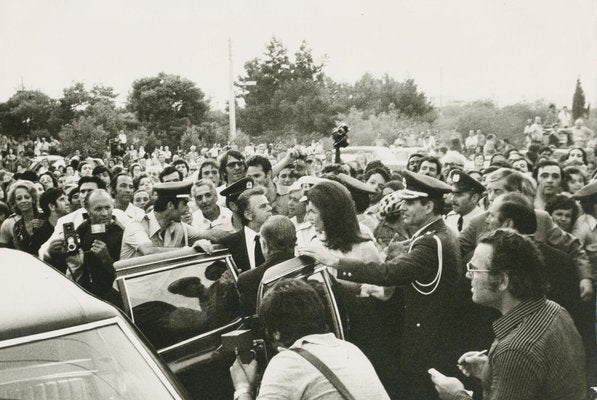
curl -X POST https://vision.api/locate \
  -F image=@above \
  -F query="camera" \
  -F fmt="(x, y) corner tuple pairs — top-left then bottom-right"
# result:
(63, 222), (80, 254)
(331, 124), (349, 149)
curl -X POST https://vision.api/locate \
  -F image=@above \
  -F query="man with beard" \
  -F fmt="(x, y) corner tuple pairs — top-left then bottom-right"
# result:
(300, 171), (460, 400)
(111, 173), (145, 221)
(445, 170), (485, 233)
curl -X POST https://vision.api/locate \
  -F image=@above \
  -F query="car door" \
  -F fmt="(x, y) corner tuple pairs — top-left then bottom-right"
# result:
(114, 248), (243, 400)
(256, 256), (345, 340)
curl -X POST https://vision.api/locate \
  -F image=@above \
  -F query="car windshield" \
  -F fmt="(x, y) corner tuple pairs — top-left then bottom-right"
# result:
(122, 260), (240, 350)
(0, 324), (178, 400)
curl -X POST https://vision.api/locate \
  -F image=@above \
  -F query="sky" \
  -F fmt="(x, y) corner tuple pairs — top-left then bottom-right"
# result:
(1, 0), (596, 110)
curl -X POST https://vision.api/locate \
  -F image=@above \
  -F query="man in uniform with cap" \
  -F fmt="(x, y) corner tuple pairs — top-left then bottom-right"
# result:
(220, 176), (255, 231)
(445, 169), (485, 233)
(120, 181), (219, 259)
(300, 170), (461, 400)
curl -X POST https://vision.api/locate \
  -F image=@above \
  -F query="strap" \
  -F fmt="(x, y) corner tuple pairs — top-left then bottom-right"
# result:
(291, 348), (356, 400)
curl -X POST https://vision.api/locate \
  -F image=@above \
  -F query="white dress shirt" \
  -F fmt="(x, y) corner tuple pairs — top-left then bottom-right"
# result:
(243, 225), (259, 269)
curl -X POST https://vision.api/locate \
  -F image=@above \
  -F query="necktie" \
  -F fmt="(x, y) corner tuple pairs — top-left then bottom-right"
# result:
(457, 215), (464, 232)
(254, 235), (265, 267)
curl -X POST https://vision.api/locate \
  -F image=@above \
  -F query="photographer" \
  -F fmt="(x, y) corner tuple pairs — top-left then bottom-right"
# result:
(46, 189), (124, 304)
(229, 279), (389, 400)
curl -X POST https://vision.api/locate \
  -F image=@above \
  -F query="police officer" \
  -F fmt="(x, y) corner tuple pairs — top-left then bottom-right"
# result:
(120, 181), (221, 259)
(445, 169), (485, 233)
(220, 176), (255, 231)
(300, 170), (461, 400)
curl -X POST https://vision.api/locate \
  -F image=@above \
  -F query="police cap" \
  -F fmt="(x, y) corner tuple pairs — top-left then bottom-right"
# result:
(153, 181), (193, 200)
(220, 177), (254, 202)
(398, 170), (451, 200)
(448, 169), (485, 194)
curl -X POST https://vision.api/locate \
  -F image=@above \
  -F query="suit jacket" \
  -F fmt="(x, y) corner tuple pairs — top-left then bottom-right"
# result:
(220, 229), (250, 272)
(337, 218), (461, 380)
(459, 210), (592, 281)
(237, 251), (295, 317)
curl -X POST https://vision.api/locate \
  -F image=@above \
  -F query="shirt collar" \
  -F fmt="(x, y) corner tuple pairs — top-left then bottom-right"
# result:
(290, 333), (339, 349)
(244, 225), (259, 242)
(581, 213), (597, 231)
(146, 211), (162, 237)
(412, 216), (443, 238)
(492, 297), (546, 340)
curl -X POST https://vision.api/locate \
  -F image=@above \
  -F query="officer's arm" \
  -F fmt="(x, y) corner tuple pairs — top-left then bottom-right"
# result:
(337, 236), (438, 286)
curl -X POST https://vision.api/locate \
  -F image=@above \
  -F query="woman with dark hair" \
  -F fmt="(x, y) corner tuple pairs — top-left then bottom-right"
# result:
(0, 180), (44, 253)
(306, 180), (377, 256)
(564, 147), (588, 166)
(38, 171), (57, 191)
(562, 166), (587, 195)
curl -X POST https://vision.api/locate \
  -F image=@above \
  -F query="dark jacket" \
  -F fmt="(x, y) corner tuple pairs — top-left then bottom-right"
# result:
(75, 220), (124, 300)
(336, 218), (461, 398)
(237, 251), (295, 317)
(220, 229), (250, 272)
(459, 210), (592, 281)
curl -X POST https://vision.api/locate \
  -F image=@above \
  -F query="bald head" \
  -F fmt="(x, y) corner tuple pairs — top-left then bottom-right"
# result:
(260, 215), (296, 257)
(85, 189), (114, 225)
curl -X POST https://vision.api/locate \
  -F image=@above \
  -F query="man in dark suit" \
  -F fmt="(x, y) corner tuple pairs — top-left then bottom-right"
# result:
(220, 185), (272, 272)
(300, 171), (461, 400)
(460, 168), (593, 302)
(237, 215), (296, 317)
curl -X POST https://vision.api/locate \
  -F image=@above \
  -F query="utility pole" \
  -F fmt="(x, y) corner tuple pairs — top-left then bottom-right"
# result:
(228, 37), (237, 142)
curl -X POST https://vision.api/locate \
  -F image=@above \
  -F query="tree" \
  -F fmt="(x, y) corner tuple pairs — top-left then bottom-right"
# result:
(238, 38), (334, 138)
(128, 73), (209, 147)
(572, 77), (590, 120)
(0, 90), (60, 137)
(58, 116), (110, 158)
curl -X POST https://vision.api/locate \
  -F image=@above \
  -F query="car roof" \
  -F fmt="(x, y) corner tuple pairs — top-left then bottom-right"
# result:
(0, 249), (119, 342)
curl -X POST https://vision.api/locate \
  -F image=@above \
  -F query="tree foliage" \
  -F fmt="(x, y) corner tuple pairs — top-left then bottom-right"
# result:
(238, 38), (336, 137)
(0, 90), (60, 137)
(127, 72), (209, 147)
(58, 116), (110, 158)
(572, 77), (590, 120)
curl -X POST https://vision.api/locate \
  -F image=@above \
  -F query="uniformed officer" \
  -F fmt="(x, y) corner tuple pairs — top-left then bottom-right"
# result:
(300, 170), (462, 400)
(120, 181), (218, 259)
(445, 169), (485, 233)
(221, 176), (255, 231)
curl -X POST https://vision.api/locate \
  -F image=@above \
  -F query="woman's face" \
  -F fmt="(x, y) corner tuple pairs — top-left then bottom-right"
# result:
(39, 175), (54, 190)
(568, 149), (585, 164)
(138, 177), (153, 193)
(133, 191), (150, 209)
(80, 163), (93, 177)
(566, 173), (585, 194)
(306, 201), (325, 233)
(551, 208), (573, 232)
(14, 188), (33, 212)
(132, 165), (142, 178)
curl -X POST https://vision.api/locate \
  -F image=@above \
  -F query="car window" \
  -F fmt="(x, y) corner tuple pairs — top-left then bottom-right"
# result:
(0, 324), (179, 400)
(122, 260), (240, 350)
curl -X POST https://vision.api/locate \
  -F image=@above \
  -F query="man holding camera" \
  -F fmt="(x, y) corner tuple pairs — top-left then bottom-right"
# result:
(230, 279), (389, 400)
(46, 189), (124, 304)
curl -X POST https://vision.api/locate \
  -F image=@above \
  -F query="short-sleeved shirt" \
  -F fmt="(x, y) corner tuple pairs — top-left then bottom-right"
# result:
(257, 333), (390, 400)
(191, 206), (235, 233)
(120, 211), (204, 259)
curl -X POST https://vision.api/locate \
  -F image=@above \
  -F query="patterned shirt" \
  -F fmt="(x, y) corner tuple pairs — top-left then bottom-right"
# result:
(454, 298), (586, 400)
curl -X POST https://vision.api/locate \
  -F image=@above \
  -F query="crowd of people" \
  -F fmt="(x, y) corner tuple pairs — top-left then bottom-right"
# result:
(0, 116), (596, 399)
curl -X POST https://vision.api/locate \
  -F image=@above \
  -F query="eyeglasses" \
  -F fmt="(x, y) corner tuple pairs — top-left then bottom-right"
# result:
(226, 161), (243, 169)
(466, 261), (491, 276)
